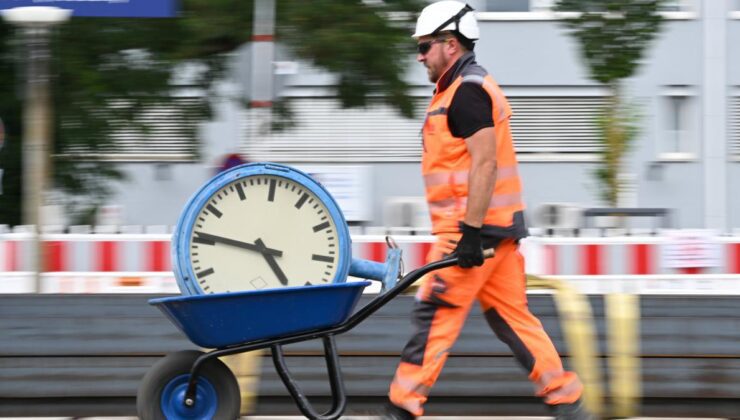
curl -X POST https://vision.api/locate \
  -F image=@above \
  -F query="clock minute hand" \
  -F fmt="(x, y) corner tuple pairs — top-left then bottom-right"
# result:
(255, 238), (289, 286)
(193, 232), (283, 257)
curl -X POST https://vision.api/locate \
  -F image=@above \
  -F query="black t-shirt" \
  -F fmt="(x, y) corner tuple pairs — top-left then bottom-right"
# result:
(447, 82), (494, 139)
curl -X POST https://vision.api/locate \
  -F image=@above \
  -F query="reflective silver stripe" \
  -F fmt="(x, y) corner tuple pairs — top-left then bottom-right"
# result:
(462, 74), (485, 85)
(427, 107), (447, 116)
(424, 166), (518, 188)
(488, 192), (523, 208)
(452, 171), (467, 184)
(497, 165), (518, 179)
(424, 171), (466, 187)
(399, 400), (423, 416)
(490, 85), (508, 122)
(424, 172), (452, 188)
(392, 375), (432, 397)
(428, 198), (458, 212)
(460, 192), (523, 209)
(462, 74), (507, 121)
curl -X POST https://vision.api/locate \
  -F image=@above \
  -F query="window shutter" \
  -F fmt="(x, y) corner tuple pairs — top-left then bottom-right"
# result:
(241, 98), (425, 163)
(731, 96), (740, 157)
(242, 96), (607, 163)
(508, 96), (607, 153)
(62, 97), (202, 161)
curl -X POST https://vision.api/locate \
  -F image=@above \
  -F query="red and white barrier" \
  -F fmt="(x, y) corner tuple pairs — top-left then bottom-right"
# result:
(0, 233), (172, 273)
(0, 272), (178, 294)
(2, 231), (740, 293)
(527, 236), (740, 276)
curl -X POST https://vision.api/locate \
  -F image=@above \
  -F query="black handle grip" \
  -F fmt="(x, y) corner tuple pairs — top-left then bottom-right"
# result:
(341, 248), (496, 331)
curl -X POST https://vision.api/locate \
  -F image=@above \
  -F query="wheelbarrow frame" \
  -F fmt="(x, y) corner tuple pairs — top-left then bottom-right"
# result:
(175, 254), (476, 420)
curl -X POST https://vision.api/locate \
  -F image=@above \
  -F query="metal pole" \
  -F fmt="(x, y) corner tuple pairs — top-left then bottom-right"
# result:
(702, 0), (728, 231)
(22, 26), (54, 290)
(3, 6), (70, 291)
(248, 0), (275, 142)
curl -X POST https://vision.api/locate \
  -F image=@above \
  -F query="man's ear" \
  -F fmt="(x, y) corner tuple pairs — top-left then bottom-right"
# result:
(447, 37), (461, 55)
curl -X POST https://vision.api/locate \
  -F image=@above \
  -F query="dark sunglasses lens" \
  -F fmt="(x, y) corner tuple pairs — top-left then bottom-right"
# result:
(417, 41), (432, 54)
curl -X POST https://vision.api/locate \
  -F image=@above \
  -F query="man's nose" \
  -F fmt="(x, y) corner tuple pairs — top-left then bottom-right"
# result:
(417, 53), (425, 62)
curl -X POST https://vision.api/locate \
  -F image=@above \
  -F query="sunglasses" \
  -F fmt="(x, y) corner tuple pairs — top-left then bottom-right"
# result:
(417, 38), (449, 55)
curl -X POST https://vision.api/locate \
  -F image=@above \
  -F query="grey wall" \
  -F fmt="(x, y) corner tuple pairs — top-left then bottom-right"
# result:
(471, 17), (709, 228)
(103, 9), (739, 231)
(520, 163), (599, 208)
(731, 21), (740, 86)
(110, 163), (210, 226)
(725, 18), (739, 231)
(628, 19), (705, 228)
(475, 20), (592, 86)
(730, 165), (740, 230)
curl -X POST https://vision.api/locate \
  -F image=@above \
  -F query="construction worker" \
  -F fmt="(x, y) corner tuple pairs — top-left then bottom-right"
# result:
(381, 2), (594, 419)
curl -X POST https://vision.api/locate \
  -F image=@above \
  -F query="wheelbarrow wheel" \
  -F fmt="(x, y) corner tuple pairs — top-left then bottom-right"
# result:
(137, 350), (240, 420)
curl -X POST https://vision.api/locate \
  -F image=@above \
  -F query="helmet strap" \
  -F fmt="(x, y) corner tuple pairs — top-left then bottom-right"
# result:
(430, 3), (474, 37)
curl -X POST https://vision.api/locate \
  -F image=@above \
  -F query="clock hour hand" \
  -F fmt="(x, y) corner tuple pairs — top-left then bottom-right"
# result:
(193, 232), (283, 257)
(255, 238), (289, 286)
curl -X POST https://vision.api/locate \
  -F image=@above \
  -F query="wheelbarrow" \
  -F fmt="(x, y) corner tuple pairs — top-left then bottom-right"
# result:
(137, 244), (493, 420)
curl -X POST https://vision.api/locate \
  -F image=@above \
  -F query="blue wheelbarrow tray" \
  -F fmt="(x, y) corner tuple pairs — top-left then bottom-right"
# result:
(149, 281), (372, 349)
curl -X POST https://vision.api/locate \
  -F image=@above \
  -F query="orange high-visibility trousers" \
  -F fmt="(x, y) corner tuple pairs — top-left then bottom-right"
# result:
(389, 236), (583, 416)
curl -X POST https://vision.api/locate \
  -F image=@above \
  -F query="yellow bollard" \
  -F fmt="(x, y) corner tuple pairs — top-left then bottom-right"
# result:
(526, 274), (605, 417)
(606, 293), (641, 418)
(220, 350), (264, 415)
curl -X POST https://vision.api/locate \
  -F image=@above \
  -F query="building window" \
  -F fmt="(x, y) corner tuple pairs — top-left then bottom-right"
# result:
(658, 89), (697, 159)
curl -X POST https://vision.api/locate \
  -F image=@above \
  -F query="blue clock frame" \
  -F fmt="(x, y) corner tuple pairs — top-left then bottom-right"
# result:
(172, 162), (353, 295)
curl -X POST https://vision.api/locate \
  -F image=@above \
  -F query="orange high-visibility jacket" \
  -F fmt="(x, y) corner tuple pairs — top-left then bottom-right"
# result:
(421, 54), (528, 239)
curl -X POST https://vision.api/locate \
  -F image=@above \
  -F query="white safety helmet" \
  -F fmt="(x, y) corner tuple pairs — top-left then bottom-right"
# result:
(412, 1), (479, 41)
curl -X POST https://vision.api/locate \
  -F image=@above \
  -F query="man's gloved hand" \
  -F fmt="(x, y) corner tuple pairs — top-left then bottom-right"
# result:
(454, 223), (484, 268)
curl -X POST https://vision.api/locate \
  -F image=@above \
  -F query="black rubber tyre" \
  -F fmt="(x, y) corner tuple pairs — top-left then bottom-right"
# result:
(136, 350), (240, 420)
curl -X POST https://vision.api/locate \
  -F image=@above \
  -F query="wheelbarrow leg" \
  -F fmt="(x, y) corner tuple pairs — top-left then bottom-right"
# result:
(272, 334), (346, 420)
(184, 356), (207, 407)
(183, 349), (234, 407)
(182, 340), (267, 408)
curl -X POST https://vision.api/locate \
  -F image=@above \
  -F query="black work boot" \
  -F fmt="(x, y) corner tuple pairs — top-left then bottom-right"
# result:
(379, 400), (416, 420)
(550, 398), (597, 420)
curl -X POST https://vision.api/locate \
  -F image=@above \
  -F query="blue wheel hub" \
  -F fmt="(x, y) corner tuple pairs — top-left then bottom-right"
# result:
(160, 374), (218, 419)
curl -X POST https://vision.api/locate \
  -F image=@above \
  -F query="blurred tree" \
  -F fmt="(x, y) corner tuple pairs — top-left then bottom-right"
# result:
(279, 0), (419, 118)
(0, 20), (22, 225)
(554, 0), (664, 205)
(0, 0), (421, 225)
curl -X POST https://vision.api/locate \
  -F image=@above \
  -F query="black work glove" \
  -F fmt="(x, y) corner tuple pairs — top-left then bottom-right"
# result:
(454, 223), (484, 268)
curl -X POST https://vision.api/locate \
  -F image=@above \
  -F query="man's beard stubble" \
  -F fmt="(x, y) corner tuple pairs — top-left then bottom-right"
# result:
(426, 54), (449, 84)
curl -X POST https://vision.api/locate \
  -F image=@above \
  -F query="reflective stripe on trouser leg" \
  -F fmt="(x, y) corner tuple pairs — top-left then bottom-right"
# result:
(390, 300), (473, 416)
(477, 242), (583, 405)
(389, 235), (497, 417)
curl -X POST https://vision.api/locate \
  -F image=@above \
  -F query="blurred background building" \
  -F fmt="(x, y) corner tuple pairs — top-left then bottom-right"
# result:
(1, 3), (739, 417)
(39, 0), (740, 233)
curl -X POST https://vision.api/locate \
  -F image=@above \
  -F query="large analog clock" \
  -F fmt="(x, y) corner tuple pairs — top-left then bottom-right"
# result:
(172, 163), (352, 295)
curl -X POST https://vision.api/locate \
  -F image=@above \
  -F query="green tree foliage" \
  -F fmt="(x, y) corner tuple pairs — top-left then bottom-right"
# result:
(0, 0), (421, 225)
(0, 21), (21, 224)
(279, 0), (420, 118)
(554, 0), (664, 205)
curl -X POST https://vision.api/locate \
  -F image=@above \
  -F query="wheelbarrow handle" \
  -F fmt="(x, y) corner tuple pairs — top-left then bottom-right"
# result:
(183, 248), (496, 420)
(340, 247), (495, 332)
(264, 248), (496, 420)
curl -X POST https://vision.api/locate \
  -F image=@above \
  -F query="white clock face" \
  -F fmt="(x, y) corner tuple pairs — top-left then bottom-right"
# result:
(187, 174), (341, 293)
